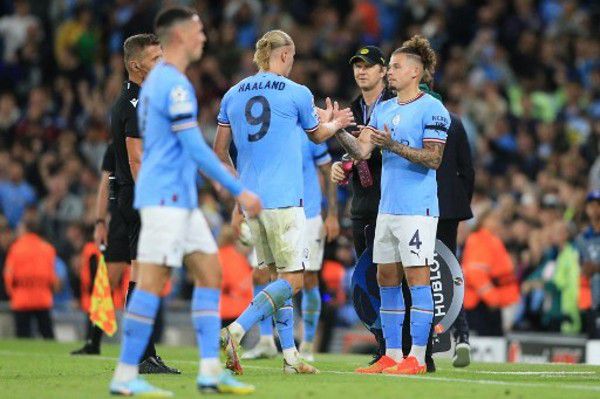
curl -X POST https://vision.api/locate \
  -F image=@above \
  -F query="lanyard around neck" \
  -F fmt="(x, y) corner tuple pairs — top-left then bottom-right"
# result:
(361, 91), (384, 124)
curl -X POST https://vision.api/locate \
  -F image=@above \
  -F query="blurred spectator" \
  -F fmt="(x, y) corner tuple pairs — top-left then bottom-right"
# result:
(224, 0), (261, 49)
(517, 220), (584, 334)
(38, 171), (84, 245)
(0, 158), (36, 228)
(0, 0), (41, 64)
(79, 119), (108, 173)
(575, 191), (600, 337)
(54, 5), (98, 72)
(218, 226), (253, 325)
(0, 92), (20, 145)
(3, 208), (57, 339)
(549, 220), (581, 334)
(13, 86), (59, 142)
(0, 215), (14, 300)
(348, 0), (380, 45)
(52, 255), (73, 312)
(462, 208), (520, 336)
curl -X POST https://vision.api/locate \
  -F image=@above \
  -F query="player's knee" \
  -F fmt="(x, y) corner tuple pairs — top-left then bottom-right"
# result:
(137, 273), (169, 296)
(205, 266), (222, 288)
(252, 268), (271, 285)
(404, 266), (430, 287)
(281, 271), (304, 294)
(377, 265), (400, 286)
(200, 262), (222, 289)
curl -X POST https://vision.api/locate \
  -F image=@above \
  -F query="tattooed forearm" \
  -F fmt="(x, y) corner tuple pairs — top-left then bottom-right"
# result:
(386, 141), (445, 169)
(335, 130), (366, 160)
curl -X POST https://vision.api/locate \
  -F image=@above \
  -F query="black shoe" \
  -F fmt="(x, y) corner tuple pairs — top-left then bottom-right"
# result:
(426, 356), (436, 373)
(368, 353), (383, 365)
(139, 355), (182, 374)
(71, 343), (100, 355)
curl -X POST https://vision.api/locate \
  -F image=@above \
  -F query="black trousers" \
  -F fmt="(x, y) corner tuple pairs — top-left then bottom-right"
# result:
(466, 302), (502, 336)
(437, 219), (470, 340)
(14, 310), (55, 339)
(351, 217), (377, 258)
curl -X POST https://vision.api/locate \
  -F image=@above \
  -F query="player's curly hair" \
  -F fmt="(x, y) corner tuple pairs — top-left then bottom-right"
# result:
(253, 30), (294, 71)
(393, 35), (437, 85)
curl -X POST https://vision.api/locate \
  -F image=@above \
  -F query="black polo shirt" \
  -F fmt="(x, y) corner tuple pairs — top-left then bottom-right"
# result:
(111, 80), (140, 187)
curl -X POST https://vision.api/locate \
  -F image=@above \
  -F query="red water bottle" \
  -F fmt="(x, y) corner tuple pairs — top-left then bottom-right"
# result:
(356, 159), (373, 187)
(340, 154), (354, 185)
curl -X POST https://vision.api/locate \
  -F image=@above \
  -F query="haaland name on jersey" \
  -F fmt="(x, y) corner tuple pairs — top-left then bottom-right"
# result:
(238, 80), (286, 92)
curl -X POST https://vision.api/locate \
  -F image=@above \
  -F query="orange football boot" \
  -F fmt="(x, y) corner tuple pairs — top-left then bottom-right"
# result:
(382, 356), (426, 375)
(355, 355), (398, 374)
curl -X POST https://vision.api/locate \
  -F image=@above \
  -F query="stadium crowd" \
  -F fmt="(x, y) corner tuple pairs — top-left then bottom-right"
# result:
(1, 0), (600, 340)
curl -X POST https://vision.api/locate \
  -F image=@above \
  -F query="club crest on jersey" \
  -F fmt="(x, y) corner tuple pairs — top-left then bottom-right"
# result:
(169, 85), (193, 115)
(392, 114), (401, 126)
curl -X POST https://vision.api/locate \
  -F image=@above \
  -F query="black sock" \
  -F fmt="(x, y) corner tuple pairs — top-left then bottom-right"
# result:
(127, 280), (157, 360)
(126, 281), (136, 306)
(374, 329), (386, 357)
(425, 324), (434, 361)
(84, 320), (102, 350)
(90, 325), (103, 349)
(143, 338), (157, 359)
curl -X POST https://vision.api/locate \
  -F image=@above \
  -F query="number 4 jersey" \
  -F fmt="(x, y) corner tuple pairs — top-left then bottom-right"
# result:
(368, 92), (450, 217)
(218, 71), (320, 209)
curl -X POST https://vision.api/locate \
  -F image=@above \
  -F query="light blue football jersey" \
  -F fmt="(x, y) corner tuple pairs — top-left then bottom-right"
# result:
(368, 92), (450, 216)
(135, 62), (242, 209)
(301, 131), (331, 218)
(217, 71), (320, 209)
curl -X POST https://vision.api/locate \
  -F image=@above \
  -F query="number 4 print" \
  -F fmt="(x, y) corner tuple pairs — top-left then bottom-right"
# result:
(409, 229), (422, 250)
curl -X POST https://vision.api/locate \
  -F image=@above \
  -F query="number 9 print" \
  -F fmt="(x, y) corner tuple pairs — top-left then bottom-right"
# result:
(245, 95), (271, 142)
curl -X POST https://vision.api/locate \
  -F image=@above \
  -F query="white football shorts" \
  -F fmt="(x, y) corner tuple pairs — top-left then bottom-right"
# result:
(372, 214), (438, 267)
(137, 206), (218, 267)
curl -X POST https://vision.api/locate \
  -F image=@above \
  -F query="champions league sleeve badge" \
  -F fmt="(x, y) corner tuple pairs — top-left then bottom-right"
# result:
(351, 239), (465, 353)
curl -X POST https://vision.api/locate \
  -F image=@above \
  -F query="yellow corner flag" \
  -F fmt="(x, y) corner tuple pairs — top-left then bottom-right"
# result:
(90, 254), (117, 336)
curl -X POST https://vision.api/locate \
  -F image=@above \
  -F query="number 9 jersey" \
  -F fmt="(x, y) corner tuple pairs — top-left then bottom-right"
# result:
(217, 71), (320, 209)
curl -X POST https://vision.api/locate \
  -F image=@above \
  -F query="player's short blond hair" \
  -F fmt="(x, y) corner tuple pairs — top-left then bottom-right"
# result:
(253, 30), (294, 71)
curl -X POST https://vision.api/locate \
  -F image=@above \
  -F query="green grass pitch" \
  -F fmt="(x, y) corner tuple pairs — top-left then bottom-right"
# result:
(1, 339), (599, 398)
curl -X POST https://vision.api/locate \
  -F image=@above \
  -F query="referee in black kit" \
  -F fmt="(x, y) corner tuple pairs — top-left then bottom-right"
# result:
(73, 34), (178, 374)
(332, 47), (473, 371)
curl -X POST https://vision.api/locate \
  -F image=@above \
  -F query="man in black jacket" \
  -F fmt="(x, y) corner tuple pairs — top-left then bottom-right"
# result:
(434, 96), (474, 367)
